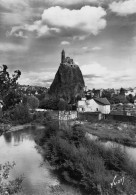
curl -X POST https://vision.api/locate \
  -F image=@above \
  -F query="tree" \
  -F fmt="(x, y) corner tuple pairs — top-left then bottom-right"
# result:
(0, 65), (21, 110)
(126, 94), (134, 104)
(10, 103), (32, 124)
(39, 98), (58, 110)
(112, 94), (128, 104)
(27, 95), (39, 110)
(3, 91), (21, 110)
(58, 98), (68, 111)
(120, 88), (125, 96)
(102, 90), (112, 99)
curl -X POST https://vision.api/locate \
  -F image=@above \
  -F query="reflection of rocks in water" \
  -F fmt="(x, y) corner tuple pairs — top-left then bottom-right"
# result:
(4, 132), (12, 143)
(14, 129), (32, 144)
(4, 126), (45, 145)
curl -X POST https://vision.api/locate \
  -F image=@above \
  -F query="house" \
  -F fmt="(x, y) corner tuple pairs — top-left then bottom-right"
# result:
(125, 90), (135, 97)
(77, 97), (110, 114)
(111, 103), (136, 116)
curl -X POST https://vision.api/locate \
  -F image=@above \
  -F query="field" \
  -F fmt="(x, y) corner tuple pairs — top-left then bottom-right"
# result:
(82, 120), (136, 147)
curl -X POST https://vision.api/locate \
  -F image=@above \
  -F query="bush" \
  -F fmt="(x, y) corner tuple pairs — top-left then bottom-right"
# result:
(58, 99), (72, 111)
(58, 99), (67, 111)
(39, 98), (58, 110)
(10, 103), (32, 124)
(0, 162), (23, 195)
(36, 123), (136, 195)
(27, 95), (39, 110)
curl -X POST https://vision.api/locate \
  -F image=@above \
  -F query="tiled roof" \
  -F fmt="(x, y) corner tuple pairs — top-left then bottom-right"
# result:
(94, 98), (110, 105)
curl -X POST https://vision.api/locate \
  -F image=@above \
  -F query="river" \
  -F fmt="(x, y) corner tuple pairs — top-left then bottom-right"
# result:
(1, 123), (136, 195)
(86, 132), (136, 163)
(0, 125), (59, 195)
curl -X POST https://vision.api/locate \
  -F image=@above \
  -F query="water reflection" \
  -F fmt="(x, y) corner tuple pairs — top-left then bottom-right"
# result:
(86, 132), (136, 164)
(0, 125), (59, 195)
(4, 132), (12, 143)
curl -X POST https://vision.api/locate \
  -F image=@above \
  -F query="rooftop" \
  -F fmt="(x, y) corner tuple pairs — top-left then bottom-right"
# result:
(94, 98), (110, 105)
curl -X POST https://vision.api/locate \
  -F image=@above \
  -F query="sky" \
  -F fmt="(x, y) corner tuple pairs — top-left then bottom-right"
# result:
(0, 0), (136, 89)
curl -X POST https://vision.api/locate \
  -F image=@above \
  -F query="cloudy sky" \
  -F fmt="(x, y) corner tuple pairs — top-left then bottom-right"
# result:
(0, 0), (136, 89)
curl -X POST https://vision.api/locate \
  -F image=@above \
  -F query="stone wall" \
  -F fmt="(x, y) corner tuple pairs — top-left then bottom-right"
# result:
(78, 112), (103, 122)
(59, 111), (77, 120)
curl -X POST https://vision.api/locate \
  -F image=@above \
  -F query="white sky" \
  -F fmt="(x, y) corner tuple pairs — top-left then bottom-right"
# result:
(0, 0), (136, 89)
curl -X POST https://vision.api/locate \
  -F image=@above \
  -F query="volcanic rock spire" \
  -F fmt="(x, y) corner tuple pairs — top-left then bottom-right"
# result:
(49, 50), (85, 103)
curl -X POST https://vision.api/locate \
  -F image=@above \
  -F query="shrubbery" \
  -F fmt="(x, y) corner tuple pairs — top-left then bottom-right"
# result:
(40, 97), (72, 111)
(0, 162), (23, 195)
(39, 98), (58, 110)
(10, 103), (32, 124)
(27, 95), (39, 110)
(36, 123), (136, 195)
(0, 65), (21, 110)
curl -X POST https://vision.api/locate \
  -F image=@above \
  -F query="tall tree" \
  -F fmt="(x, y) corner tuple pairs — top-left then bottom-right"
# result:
(120, 88), (125, 96)
(27, 95), (39, 110)
(0, 65), (21, 110)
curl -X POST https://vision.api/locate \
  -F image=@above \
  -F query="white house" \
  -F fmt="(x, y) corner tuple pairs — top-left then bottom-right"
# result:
(77, 98), (110, 114)
(125, 90), (135, 97)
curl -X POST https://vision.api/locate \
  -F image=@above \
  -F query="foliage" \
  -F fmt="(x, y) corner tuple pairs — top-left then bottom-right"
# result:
(83, 121), (136, 147)
(39, 98), (59, 110)
(0, 65), (21, 110)
(102, 88), (133, 104)
(112, 94), (128, 104)
(22, 95), (28, 105)
(120, 88), (125, 95)
(3, 91), (21, 111)
(27, 95), (39, 110)
(58, 99), (71, 111)
(0, 162), (23, 195)
(126, 94), (134, 104)
(40, 98), (73, 111)
(102, 90), (113, 102)
(36, 122), (136, 195)
(36, 93), (45, 101)
(10, 103), (32, 124)
(58, 99), (66, 111)
(32, 111), (46, 123)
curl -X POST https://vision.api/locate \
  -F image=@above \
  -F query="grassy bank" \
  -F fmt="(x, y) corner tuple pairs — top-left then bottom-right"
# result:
(15, 185), (81, 195)
(35, 121), (136, 195)
(82, 120), (136, 147)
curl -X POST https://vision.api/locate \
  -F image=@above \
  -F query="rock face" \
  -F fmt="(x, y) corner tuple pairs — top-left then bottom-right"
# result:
(49, 50), (85, 103)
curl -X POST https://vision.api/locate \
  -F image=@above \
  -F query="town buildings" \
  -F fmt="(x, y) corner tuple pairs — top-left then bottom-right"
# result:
(77, 97), (110, 114)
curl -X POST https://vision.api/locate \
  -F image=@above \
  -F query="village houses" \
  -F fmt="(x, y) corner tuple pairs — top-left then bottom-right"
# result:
(77, 97), (111, 114)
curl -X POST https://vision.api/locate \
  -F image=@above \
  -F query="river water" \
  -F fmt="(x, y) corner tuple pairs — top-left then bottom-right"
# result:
(0, 125), (59, 195)
(86, 132), (136, 163)
(1, 123), (136, 195)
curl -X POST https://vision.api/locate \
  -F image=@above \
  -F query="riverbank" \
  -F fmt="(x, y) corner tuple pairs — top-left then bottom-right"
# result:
(0, 123), (12, 134)
(81, 120), (136, 147)
(15, 185), (81, 195)
(35, 121), (136, 195)
(0, 122), (46, 135)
